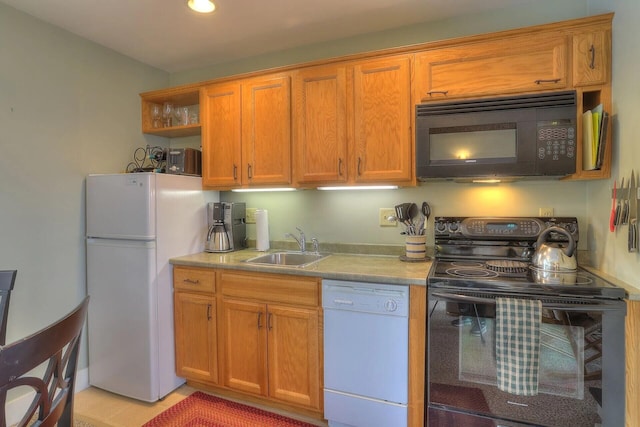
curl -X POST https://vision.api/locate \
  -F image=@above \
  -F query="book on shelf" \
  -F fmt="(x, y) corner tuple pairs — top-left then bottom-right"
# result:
(582, 104), (607, 171)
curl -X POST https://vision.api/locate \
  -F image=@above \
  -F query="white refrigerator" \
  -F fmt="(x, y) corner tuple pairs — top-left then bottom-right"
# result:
(85, 172), (218, 402)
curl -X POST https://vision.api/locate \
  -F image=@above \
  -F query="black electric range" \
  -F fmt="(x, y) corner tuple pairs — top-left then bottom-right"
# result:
(427, 217), (625, 300)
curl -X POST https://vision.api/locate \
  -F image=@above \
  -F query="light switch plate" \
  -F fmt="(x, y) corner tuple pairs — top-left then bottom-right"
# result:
(379, 208), (397, 227)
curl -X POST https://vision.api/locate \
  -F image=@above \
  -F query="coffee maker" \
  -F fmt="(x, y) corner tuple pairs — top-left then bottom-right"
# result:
(205, 202), (247, 253)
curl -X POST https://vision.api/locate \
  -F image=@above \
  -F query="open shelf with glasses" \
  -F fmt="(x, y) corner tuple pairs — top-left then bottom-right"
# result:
(140, 85), (202, 138)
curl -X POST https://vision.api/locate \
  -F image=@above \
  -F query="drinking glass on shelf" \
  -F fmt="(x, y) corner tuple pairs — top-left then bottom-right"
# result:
(162, 102), (173, 127)
(174, 106), (190, 126)
(181, 107), (190, 125)
(151, 104), (162, 128)
(189, 110), (199, 125)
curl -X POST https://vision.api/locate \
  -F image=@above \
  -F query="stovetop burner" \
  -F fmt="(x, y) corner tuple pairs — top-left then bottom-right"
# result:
(485, 260), (529, 274)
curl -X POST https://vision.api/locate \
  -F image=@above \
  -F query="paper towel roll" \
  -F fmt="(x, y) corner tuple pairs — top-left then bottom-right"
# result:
(255, 209), (270, 251)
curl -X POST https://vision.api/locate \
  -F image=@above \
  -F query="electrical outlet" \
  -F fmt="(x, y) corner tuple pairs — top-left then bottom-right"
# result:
(379, 208), (397, 227)
(246, 208), (257, 224)
(539, 207), (554, 217)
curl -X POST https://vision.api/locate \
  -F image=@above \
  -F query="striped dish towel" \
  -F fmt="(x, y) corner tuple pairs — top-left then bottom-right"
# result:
(495, 297), (542, 396)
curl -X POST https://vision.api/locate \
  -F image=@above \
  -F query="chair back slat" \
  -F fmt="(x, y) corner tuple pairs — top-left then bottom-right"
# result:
(0, 271), (17, 346)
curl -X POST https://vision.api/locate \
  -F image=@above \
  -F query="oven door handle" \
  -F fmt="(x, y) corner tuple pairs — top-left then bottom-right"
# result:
(430, 291), (623, 312)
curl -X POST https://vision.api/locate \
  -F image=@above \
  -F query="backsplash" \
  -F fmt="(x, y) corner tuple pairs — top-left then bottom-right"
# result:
(222, 180), (589, 249)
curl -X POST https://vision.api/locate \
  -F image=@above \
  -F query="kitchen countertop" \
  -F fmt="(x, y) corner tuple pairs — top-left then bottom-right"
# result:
(170, 249), (640, 299)
(170, 249), (432, 286)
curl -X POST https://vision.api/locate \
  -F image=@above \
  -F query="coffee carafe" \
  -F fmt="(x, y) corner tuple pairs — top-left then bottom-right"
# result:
(205, 202), (247, 253)
(206, 203), (231, 252)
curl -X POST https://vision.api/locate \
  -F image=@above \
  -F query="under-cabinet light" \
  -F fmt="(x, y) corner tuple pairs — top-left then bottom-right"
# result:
(317, 185), (399, 191)
(187, 0), (215, 13)
(231, 188), (297, 192)
(471, 179), (502, 184)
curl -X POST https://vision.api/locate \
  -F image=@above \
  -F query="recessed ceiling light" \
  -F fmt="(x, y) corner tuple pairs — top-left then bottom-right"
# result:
(187, 0), (215, 13)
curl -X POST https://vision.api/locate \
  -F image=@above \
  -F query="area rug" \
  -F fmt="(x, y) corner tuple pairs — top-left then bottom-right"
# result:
(142, 392), (318, 427)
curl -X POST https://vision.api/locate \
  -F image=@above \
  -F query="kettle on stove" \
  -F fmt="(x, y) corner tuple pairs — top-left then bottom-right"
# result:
(532, 226), (577, 271)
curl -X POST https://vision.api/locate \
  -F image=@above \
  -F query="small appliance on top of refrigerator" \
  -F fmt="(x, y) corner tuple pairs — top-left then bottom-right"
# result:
(205, 202), (246, 252)
(85, 172), (218, 402)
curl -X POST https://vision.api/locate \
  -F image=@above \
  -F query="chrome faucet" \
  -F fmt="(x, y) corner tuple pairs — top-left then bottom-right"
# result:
(285, 227), (306, 252)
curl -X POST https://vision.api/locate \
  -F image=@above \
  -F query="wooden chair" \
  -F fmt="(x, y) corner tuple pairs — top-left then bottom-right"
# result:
(0, 270), (17, 346)
(0, 296), (89, 427)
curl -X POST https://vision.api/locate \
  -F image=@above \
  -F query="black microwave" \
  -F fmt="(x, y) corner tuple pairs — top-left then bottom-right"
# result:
(415, 91), (577, 181)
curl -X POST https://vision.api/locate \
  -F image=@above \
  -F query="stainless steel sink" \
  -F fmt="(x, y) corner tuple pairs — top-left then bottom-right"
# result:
(244, 252), (329, 268)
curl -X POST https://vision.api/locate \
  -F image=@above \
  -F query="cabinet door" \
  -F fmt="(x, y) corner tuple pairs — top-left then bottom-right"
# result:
(292, 64), (348, 185)
(221, 299), (268, 396)
(352, 55), (413, 183)
(415, 33), (568, 102)
(201, 82), (242, 188)
(573, 29), (609, 86)
(241, 74), (292, 186)
(267, 304), (321, 410)
(174, 292), (217, 383)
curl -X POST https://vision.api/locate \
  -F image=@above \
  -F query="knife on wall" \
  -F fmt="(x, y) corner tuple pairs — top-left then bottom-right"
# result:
(615, 177), (624, 226)
(628, 170), (637, 252)
(610, 179), (617, 232)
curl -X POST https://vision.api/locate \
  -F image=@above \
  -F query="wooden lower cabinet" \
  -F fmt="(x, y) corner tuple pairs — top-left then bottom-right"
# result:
(173, 266), (218, 384)
(219, 271), (322, 412)
(221, 298), (321, 409)
(174, 292), (218, 383)
(267, 304), (320, 408)
(173, 266), (428, 425)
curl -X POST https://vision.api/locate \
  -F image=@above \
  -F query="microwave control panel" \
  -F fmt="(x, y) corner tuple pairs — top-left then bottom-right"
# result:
(536, 119), (576, 164)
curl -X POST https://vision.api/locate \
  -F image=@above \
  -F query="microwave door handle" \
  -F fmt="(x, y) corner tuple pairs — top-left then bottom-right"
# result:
(430, 291), (622, 312)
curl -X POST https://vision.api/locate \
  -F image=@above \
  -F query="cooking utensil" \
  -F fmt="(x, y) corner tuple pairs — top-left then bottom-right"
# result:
(609, 179), (617, 232)
(531, 226), (577, 271)
(628, 170), (637, 252)
(614, 177), (623, 226)
(421, 202), (431, 235)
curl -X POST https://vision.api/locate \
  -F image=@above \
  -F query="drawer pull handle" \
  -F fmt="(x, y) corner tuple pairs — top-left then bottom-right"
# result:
(589, 44), (596, 69)
(248, 164), (253, 179)
(534, 78), (561, 84)
(426, 90), (449, 96)
(183, 278), (200, 284)
(257, 312), (263, 329)
(233, 164), (238, 180)
(207, 304), (212, 320)
(338, 158), (343, 176)
(357, 157), (362, 176)
(268, 313), (273, 330)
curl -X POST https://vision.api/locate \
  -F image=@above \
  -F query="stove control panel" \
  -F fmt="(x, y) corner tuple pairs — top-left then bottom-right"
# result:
(434, 217), (578, 242)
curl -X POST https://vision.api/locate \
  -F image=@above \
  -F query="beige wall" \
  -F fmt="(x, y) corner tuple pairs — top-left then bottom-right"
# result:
(0, 3), (169, 366)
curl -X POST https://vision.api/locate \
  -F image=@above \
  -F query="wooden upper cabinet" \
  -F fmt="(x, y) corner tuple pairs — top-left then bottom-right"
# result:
(292, 65), (348, 186)
(140, 86), (201, 138)
(352, 55), (413, 184)
(572, 29), (609, 86)
(241, 74), (292, 187)
(414, 33), (569, 102)
(201, 82), (242, 188)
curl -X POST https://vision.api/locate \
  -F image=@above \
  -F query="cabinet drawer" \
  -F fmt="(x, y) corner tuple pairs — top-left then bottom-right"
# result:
(173, 266), (215, 293)
(220, 270), (319, 307)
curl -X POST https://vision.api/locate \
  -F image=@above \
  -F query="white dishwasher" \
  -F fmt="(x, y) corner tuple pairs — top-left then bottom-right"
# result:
(322, 279), (409, 427)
